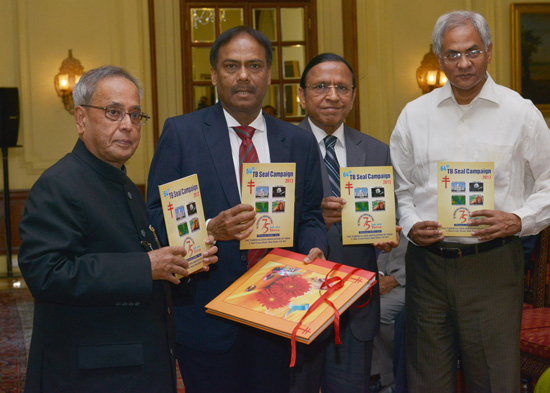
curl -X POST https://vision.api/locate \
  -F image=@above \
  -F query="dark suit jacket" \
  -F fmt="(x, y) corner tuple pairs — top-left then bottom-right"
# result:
(299, 118), (391, 341)
(18, 140), (177, 393)
(147, 103), (328, 353)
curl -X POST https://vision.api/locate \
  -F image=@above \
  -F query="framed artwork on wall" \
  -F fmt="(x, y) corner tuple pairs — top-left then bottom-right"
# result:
(511, 3), (550, 115)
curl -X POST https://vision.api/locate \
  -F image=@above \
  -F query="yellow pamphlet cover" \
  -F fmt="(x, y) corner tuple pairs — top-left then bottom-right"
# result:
(240, 163), (296, 249)
(437, 162), (494, 236)
(205, 248), (376, 344)
(158, 174), (207, 274)
(340, 166), (397, 245)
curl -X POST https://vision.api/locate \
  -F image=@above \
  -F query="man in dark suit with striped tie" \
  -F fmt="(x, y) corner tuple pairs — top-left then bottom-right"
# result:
(147, 26), (328, 393)
(290, 53), (399, 393)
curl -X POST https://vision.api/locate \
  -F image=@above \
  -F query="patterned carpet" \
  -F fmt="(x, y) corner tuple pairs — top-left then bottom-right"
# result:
(0, 289), (33, 393)
(0, 288), (185, 393)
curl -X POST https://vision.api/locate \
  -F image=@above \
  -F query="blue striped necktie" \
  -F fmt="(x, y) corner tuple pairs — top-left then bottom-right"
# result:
(324, 135), (340, 197)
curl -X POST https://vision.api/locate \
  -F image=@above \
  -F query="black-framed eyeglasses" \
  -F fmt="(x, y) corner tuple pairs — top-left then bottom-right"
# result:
(305, 83), (355, 97)
(443, 49), (485, 64)
(81, 105), (150, 125)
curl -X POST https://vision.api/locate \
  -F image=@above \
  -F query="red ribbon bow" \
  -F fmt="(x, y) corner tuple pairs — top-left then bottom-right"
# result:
(289, 263), (372, 367)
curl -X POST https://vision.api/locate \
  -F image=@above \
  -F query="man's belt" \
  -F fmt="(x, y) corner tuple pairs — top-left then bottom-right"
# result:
(425, 236), (516, 259)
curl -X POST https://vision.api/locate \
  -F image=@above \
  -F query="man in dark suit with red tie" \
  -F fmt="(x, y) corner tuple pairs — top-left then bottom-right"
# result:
(147, 26), (328, 393)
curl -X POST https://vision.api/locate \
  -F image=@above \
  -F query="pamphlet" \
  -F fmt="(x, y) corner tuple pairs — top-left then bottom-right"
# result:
(340, 166), (397, 244)
(158, 174), (208, 274)
(437, 162), (494, 236)
(240, 163), (296, 249)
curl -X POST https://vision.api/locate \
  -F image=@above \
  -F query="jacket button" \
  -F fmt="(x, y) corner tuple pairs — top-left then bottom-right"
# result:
(127, 191), (133, 200)
(241, 254), (247, 262)
(141, 229), (147, 237)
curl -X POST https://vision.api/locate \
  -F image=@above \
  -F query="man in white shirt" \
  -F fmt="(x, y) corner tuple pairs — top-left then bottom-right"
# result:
(390, 10), (550, 392)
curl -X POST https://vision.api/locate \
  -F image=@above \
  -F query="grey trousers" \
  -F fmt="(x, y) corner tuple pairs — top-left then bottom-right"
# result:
(405, 238), (523, 393)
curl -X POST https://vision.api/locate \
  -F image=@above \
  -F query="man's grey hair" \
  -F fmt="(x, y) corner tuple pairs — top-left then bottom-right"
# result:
(72, 65), (143, 107)
(432, 10), (492, 57)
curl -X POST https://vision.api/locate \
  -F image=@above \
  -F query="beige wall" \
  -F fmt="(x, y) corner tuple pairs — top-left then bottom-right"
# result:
(0, 0), (153, 274)
(0, 0), (153, 191)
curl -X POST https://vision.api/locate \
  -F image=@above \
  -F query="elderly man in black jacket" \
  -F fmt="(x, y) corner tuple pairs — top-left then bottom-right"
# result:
(18, 65), (217, 393)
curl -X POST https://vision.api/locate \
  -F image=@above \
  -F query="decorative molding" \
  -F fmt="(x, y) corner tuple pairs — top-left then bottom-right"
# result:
(472, 0), (498, 78)
(16, 0), (153, 179)
(342, 0), (359, 130)
(316, 0), (344, 55)
(154, 0), (183, 124)
(148, 0), (161, 146)
(18, 0), (83, 174)
(357, 0), (394, 143)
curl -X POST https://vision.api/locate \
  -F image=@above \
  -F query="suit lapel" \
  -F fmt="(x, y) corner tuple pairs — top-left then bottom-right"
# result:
(203, 104), (241, 207)
(344, 124), (367, 167)
(265, 115), (290, 163)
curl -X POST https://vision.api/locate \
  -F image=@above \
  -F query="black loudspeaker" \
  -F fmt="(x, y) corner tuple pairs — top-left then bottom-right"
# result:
(0, 88), (20, 148)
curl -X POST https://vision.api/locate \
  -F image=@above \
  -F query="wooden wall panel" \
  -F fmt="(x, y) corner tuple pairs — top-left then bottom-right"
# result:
(0, 190), (27, 254)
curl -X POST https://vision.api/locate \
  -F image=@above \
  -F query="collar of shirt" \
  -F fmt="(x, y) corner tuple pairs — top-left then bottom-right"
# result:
(436, 73), (500, 108)
(223, 108), (267, 133)
(223, 108), (271, 195)
(308, 117), (347, 167)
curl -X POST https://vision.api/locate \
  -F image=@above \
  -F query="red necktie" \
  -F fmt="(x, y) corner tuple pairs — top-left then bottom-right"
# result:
(234, 125), (259, 181)
(233, 126), (267, 269)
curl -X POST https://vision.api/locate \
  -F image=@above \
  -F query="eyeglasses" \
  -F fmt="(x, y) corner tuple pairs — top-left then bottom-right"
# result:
(443, 49), (485, 64)
(305, 83), (355, 97)
(81, 105), (150, 125)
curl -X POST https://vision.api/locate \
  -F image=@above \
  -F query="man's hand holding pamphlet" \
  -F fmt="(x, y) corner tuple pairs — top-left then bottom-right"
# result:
(158, 174), (209, 275)
(340, 166), (397, 245)
(437, 162), (494, 236)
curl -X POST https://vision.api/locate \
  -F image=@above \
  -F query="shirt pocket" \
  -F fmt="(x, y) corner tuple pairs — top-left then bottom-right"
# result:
(472, 141), (516, 188)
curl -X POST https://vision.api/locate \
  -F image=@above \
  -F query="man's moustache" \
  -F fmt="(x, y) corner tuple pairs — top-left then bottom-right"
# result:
(231, 85), (256, 94)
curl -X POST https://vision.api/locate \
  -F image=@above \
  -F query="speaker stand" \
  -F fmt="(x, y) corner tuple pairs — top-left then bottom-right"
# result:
(2, 146), (13, 277)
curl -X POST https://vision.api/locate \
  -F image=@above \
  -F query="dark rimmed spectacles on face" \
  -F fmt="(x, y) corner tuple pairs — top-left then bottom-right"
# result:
(443, 49), (485, 64)
(81, 105), (150, 126)
(305, 83), (355, 97)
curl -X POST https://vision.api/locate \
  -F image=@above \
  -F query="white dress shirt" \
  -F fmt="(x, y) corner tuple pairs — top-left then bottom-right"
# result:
(223, 109), (271, 195)
(390, 74), (550, 244)
(308, 117), (348, 167)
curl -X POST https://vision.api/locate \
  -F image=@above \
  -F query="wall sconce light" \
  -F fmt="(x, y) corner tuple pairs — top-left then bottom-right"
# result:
(416, 45), (447, 94)
(54, 49), (84, 114)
